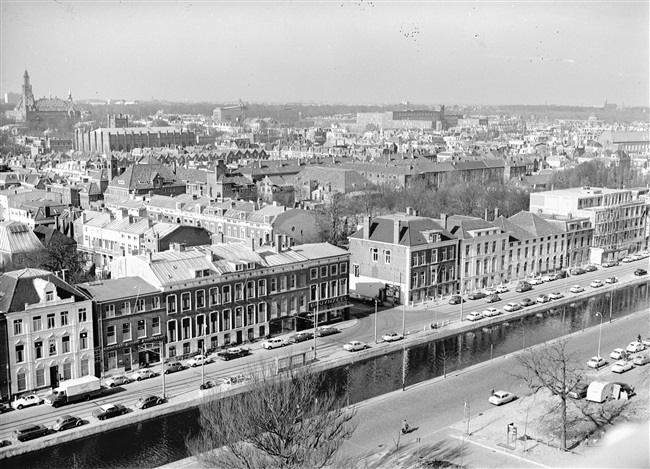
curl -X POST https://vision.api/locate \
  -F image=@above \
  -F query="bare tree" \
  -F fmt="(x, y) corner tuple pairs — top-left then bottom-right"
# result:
(187, 365), (357, 469)
(511, 338), (583, 451)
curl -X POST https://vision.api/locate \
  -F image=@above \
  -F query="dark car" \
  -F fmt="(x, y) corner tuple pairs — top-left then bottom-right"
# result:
(315, 326), (340, 337)
(519, 298), (535, 307)
(634, 268), (648, 276)
(485, 294), (501, 303)
(135, 395), (164, 410)
(217, 347), (251, 361)
(14, 424), (49, 442)
(567, 383), (589, 399)
(199, 379), (224, 390)
(164, 362), (184, 374)
(583, 265), (598, 272)
(449, 295), (464, 305)
(554, 270), (568, 279)
(289, 332), (314, 343)
(52, 415), (83, 431)
(92, 403), (128, 420)
(570, 267), (586, 275)
(515, 283), (533, 293)
(613, 382), (636, 398)
(468, 292), (487, 300)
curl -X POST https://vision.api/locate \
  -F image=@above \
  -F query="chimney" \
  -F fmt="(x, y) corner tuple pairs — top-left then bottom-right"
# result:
(393, 220), (400, 244)
(406, 207), (412, 216)
(128, 215), (133, 224)
(440, 213), (447, 230)
(248, 236), (255, 252)
(275, 234), (283, 253)
(146, 250), (153, 263)
(363, 215), (371, 239)
(484, 208), (489, 221)
(494, 208), (500, 220)
(568, 212), (573, 219)
(148, 218), (154, 228)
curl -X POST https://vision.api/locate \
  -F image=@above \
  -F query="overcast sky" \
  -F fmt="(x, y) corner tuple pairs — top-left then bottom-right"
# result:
(1, 1), (648, 106)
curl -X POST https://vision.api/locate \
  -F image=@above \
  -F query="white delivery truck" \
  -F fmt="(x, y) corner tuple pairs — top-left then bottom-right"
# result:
(45, 376), (102, 407)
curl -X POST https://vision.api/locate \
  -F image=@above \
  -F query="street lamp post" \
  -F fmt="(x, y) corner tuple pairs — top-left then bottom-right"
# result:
(596, 312), (604, 359)
(374, 299), (378, 343)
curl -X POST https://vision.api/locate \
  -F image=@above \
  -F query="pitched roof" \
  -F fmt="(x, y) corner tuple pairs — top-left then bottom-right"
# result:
(350, 214), (455, 246)
(0, 221), (46, 253)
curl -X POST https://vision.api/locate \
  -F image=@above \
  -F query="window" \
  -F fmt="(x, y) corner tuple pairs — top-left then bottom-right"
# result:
(330, 280), (339, 297)
(270, 278), (277, 293)
(137, 320), (146, 338)
(330, 264), (338, 276)
(372, 248), (379, 262)
(49, 338), (57, 356)
(492, 241), (497, 252)
(247, 281), (256, 298)
(384, 250), (391, 264)
(123, 323), (132, 341)
(465, 245), (470, 256)
(78, 308), (87, 322)
(210, 312), (218, 333)
(310, 268), (318, 280)
(222, 309), (231, 330)
(46, 291), (54, 301)
(196, 290), (205, 308)
(340, 278), (348, 295)
(353, 264), (360, 277)
(13, 319), (23, 335)
(80, 358), (89, 376)
(62, 336), (70, 353)
(35, 341), (43, 359)
(61, 310), (68, 326)
(258, 302), (267, 323)
(340, 263), (347, 274)
(105, 305), (115, 318)
(107, 325), (116, 344)
(152, 317), (161, 335)
(169, 346), (176, 358)
(235, 283), (244, 301)
(247, 304), (256, 325)
(280, 276), (287, 291)
(209, 287), (220, 305)
(222, 285), (231, 303)
(258, 279), (267, 296)
(63, 362), (72, 380)
(17, 370), (26, 391)
(477, 244), (481, 255)
(181, 292), (191, 311)
(320, 266), (328, 278)
(33, 316), (42, 331)
(135, 298), (145, 313)
(320, 282), (328, 299)
(47, 314), (56, 329)
(152, 297), (160, 309)
(183, 342), (191, 355)
(167, 295), (177, 313)
(36, 368), (45, 387)
(235, 307), (244, 327)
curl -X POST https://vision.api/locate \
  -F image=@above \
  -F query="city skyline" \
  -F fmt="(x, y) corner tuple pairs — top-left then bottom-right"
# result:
(1, 1), (648, 107)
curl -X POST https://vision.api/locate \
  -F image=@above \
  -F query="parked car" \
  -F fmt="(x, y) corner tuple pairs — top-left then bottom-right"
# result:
(129, 368), (156, 381)
(567, 383), (590, 399)
(199, 379), (224, 390)
(92, 403), (128, 420)
(14, 424), (49, 442)
(164, 362), (184, 374)
(261, 338), (288, 349)
(482, 307), (501, 317)
(601, 260), (619, 268)
(187, 355), (211, 367)
(621, 257), (633, 263)
(528, 277), (544, 285)
(587, 356), (607, 369)
(584, 265), (598, 272)
(611, 361), (634, 374)
(536, 294), (550, 304)
(449, 295), (464, 305)
(570, 285), (584, 293)
(382, 332), (404, 342)
(52, 415), (83, 431)
(488, 391), (516, 406)
(0, 402), (7, 413)
(632, 354), (650, 366)
(135, 395), (164, 410)
(483, 287), (497, 296)
(217, 347), (251, 361)
(604, 277), (618, 284)
(626, 341), (645, 353)
(519, 298), (535, 307)
(515, 282), (533, 292)
(634, 268), (648, 276)
(495, 285), (509, 294)
(343, 341), (368, 352)
(503, 302), (521, 312)
(315, 326), (340, 337)
(485, 294), (501, 303)
(548, 292), (564, 300)
(466, 311), (484, 321)
(590, 280), (604, 288)
(554, 270), (568, 279)
(570, 267), (586, 275)
(610, 348), (628, 360)
(541, 274), (555, 282)
(104, 375), (130, 387)
(11, 394), (43, 410)
(467, 292), (486, 300)
(289, 332), (314, 343)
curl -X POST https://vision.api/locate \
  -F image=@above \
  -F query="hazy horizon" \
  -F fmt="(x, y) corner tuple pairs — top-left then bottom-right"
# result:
(2, 1), (648, 107)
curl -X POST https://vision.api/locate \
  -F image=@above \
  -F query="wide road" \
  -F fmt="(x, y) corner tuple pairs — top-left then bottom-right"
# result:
(0, 261), (647, 444)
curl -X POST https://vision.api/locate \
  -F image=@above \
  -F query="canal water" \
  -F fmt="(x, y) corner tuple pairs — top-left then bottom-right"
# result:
(10, 283), (649, 468)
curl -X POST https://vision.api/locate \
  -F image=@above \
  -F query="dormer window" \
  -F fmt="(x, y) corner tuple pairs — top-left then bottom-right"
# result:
(46, 291), (54, 302)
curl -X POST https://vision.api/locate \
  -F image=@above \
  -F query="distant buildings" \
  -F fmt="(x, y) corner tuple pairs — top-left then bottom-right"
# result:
(357, 106), (461, 131)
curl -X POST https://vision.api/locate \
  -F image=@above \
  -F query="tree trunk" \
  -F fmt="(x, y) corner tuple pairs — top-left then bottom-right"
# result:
(561, 362), (567, 451)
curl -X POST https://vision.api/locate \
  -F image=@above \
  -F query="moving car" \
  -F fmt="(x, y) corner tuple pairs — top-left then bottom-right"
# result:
(466, 311), (484, 321)
(11, 394), (43, 410)
(590, 280), (604, 288)
(634, 268), (648, 276)
(382, 332), (404, 342)
(610, 348), (628, 360)
(467, 292), (487, 300)
(519, 298), (535, 307)
(135, 395), (164, 410)
(482, 307), (501, 317)
(536, 294), (550, 304)
(604, 277), (618, 284)
(626, 341), (645, 353)
(548, 292), (564, 300)
(104, 375), (130, 387)
(315, 326), (340, 337)
(129, 368), (156, 381)
(343, 341), (368, 352)
(164, 362), (184, 374)
(569, 285), (584, 293)
(488, 390), (516, 406)
(632, 354), (650, 366)
(187, 355), (211, 367)
(217, 347), (251, 361)
(289, 332), (314, 343)
(449, 295), (464, 305)
(567, 383), (589, 399)
(261, 338), (288, 349)
(503, 302), (521, 312)
(92, 403), (128, 421)
(587, 356), (607, 369)
(52, 415), (83, 431)
(611, 361), (634, 374)
(14, 424), (49, 442)
(485, 294), (501, 303)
